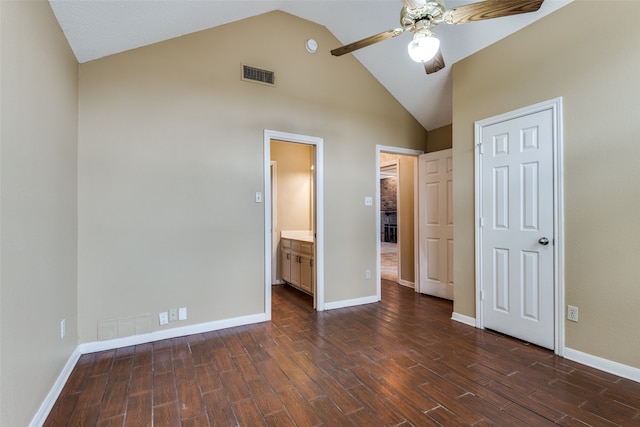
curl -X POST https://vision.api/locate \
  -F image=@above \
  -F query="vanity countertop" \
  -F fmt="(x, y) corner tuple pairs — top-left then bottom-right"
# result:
(281, 230), (314, 243)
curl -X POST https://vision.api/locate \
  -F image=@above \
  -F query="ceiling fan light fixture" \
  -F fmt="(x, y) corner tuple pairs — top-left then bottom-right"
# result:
(407, 31), (440, 63)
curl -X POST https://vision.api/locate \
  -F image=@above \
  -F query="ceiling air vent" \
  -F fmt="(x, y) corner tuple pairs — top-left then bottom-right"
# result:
(242, 64), (276, 87)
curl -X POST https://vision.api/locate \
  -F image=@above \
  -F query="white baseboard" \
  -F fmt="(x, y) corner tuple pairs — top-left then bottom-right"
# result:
(397, 279), (415, 289)
(449, 317), (639, 384)
(563, 347), (640, 383)
(79, 312), (267, 354)
(324, 295), (379, 310)
(29, 347), (82, 427)
(451, 312), (476, 327)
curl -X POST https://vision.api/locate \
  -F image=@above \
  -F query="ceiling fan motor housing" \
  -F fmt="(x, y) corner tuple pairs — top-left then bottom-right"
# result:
(401, 0), (446, 29)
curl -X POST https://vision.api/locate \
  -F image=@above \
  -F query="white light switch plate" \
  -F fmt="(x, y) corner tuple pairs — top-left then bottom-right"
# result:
(255, 192), (262, 203)
(178, 307), (187, 321)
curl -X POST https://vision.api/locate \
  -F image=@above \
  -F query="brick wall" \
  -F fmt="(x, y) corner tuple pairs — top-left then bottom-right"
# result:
(380, 177), (397, 212)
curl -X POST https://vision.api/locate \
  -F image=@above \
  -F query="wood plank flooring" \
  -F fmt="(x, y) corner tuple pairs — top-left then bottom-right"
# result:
(45, 281), (640, 426)
(380, 242), (398, 283)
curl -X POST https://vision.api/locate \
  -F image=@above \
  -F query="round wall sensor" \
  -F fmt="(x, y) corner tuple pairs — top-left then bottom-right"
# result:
(305, 39), (318, 53)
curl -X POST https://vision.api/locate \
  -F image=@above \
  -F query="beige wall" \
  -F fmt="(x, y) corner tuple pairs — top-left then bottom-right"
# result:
(0, 1), (79, 425)
(453, 0), (640, 368)
(271, 140), (313, 281)
(426, 124), (452, 153)
(77, 11), (427, 342)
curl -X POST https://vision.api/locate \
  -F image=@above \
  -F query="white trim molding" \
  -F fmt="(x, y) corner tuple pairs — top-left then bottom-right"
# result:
(324, 295), (379, 310)
(79, 313), (267, 355)
(564, 348), (640, 383)
(451, 312), (476, 327)
(29, 348), (82, 427)
(397, 279), (415, 289)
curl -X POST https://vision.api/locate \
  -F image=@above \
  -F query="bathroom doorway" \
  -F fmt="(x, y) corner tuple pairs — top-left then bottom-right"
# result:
(263, 130), (324, 319)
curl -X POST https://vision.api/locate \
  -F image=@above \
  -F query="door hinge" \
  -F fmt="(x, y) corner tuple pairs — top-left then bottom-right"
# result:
(479, 217), (485, 228)
(477, 142), (484, 154)
(480, 290), (484, 301)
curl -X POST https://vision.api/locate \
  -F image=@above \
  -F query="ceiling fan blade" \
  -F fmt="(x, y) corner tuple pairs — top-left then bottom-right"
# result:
(424, 50), (445, 74)
(331, 28), (406, 57)
(445, 0), (544, 25)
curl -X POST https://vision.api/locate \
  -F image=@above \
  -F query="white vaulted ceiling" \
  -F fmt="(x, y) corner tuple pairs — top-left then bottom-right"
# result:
(49, 0), (572, 130)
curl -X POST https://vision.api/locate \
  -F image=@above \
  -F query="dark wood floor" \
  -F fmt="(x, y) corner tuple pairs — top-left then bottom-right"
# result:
(45, 281), (640, 426)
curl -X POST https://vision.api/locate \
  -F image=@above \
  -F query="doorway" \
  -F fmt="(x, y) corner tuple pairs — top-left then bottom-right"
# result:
(264, 130), (324, 320)
(376, 146), (423, 301)
(474, 98), (564, 352)
(380, 159), (399, 283)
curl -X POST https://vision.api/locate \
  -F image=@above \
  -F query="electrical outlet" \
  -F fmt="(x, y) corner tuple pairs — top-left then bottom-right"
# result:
(178, 307), (187, 321)
(364, 197), (373, 206)
(159, 312), (169, 326)
(169, 308), (178, 322)
(365, 269), (371, 279)
(567, 305), (579, 322)
(60, 319), (66, 339)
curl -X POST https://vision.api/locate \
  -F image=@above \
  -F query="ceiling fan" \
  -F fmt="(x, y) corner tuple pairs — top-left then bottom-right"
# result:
(331, 0), (544, 74)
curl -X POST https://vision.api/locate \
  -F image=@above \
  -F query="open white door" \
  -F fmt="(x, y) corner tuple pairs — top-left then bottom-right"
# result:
(476, 103), (560, 350)
(418, 149), (453, 300)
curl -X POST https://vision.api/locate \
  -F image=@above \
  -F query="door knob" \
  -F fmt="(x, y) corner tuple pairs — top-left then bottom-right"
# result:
(538, 237), (549, 246)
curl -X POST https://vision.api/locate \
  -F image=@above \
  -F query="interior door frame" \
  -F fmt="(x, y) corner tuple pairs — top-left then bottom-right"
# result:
(376, 145), (424, 301)
(270, 161), (278, 284)
(264, 130), (324, 320)
(474, 97), (565, 355)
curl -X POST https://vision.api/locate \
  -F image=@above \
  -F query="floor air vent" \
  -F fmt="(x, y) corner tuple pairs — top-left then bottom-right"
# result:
(242, 64), (276, 87)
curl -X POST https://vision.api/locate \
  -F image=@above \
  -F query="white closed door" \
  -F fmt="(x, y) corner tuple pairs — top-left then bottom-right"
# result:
(479, 109), (555, 350)
(418, 149), (453, 300)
